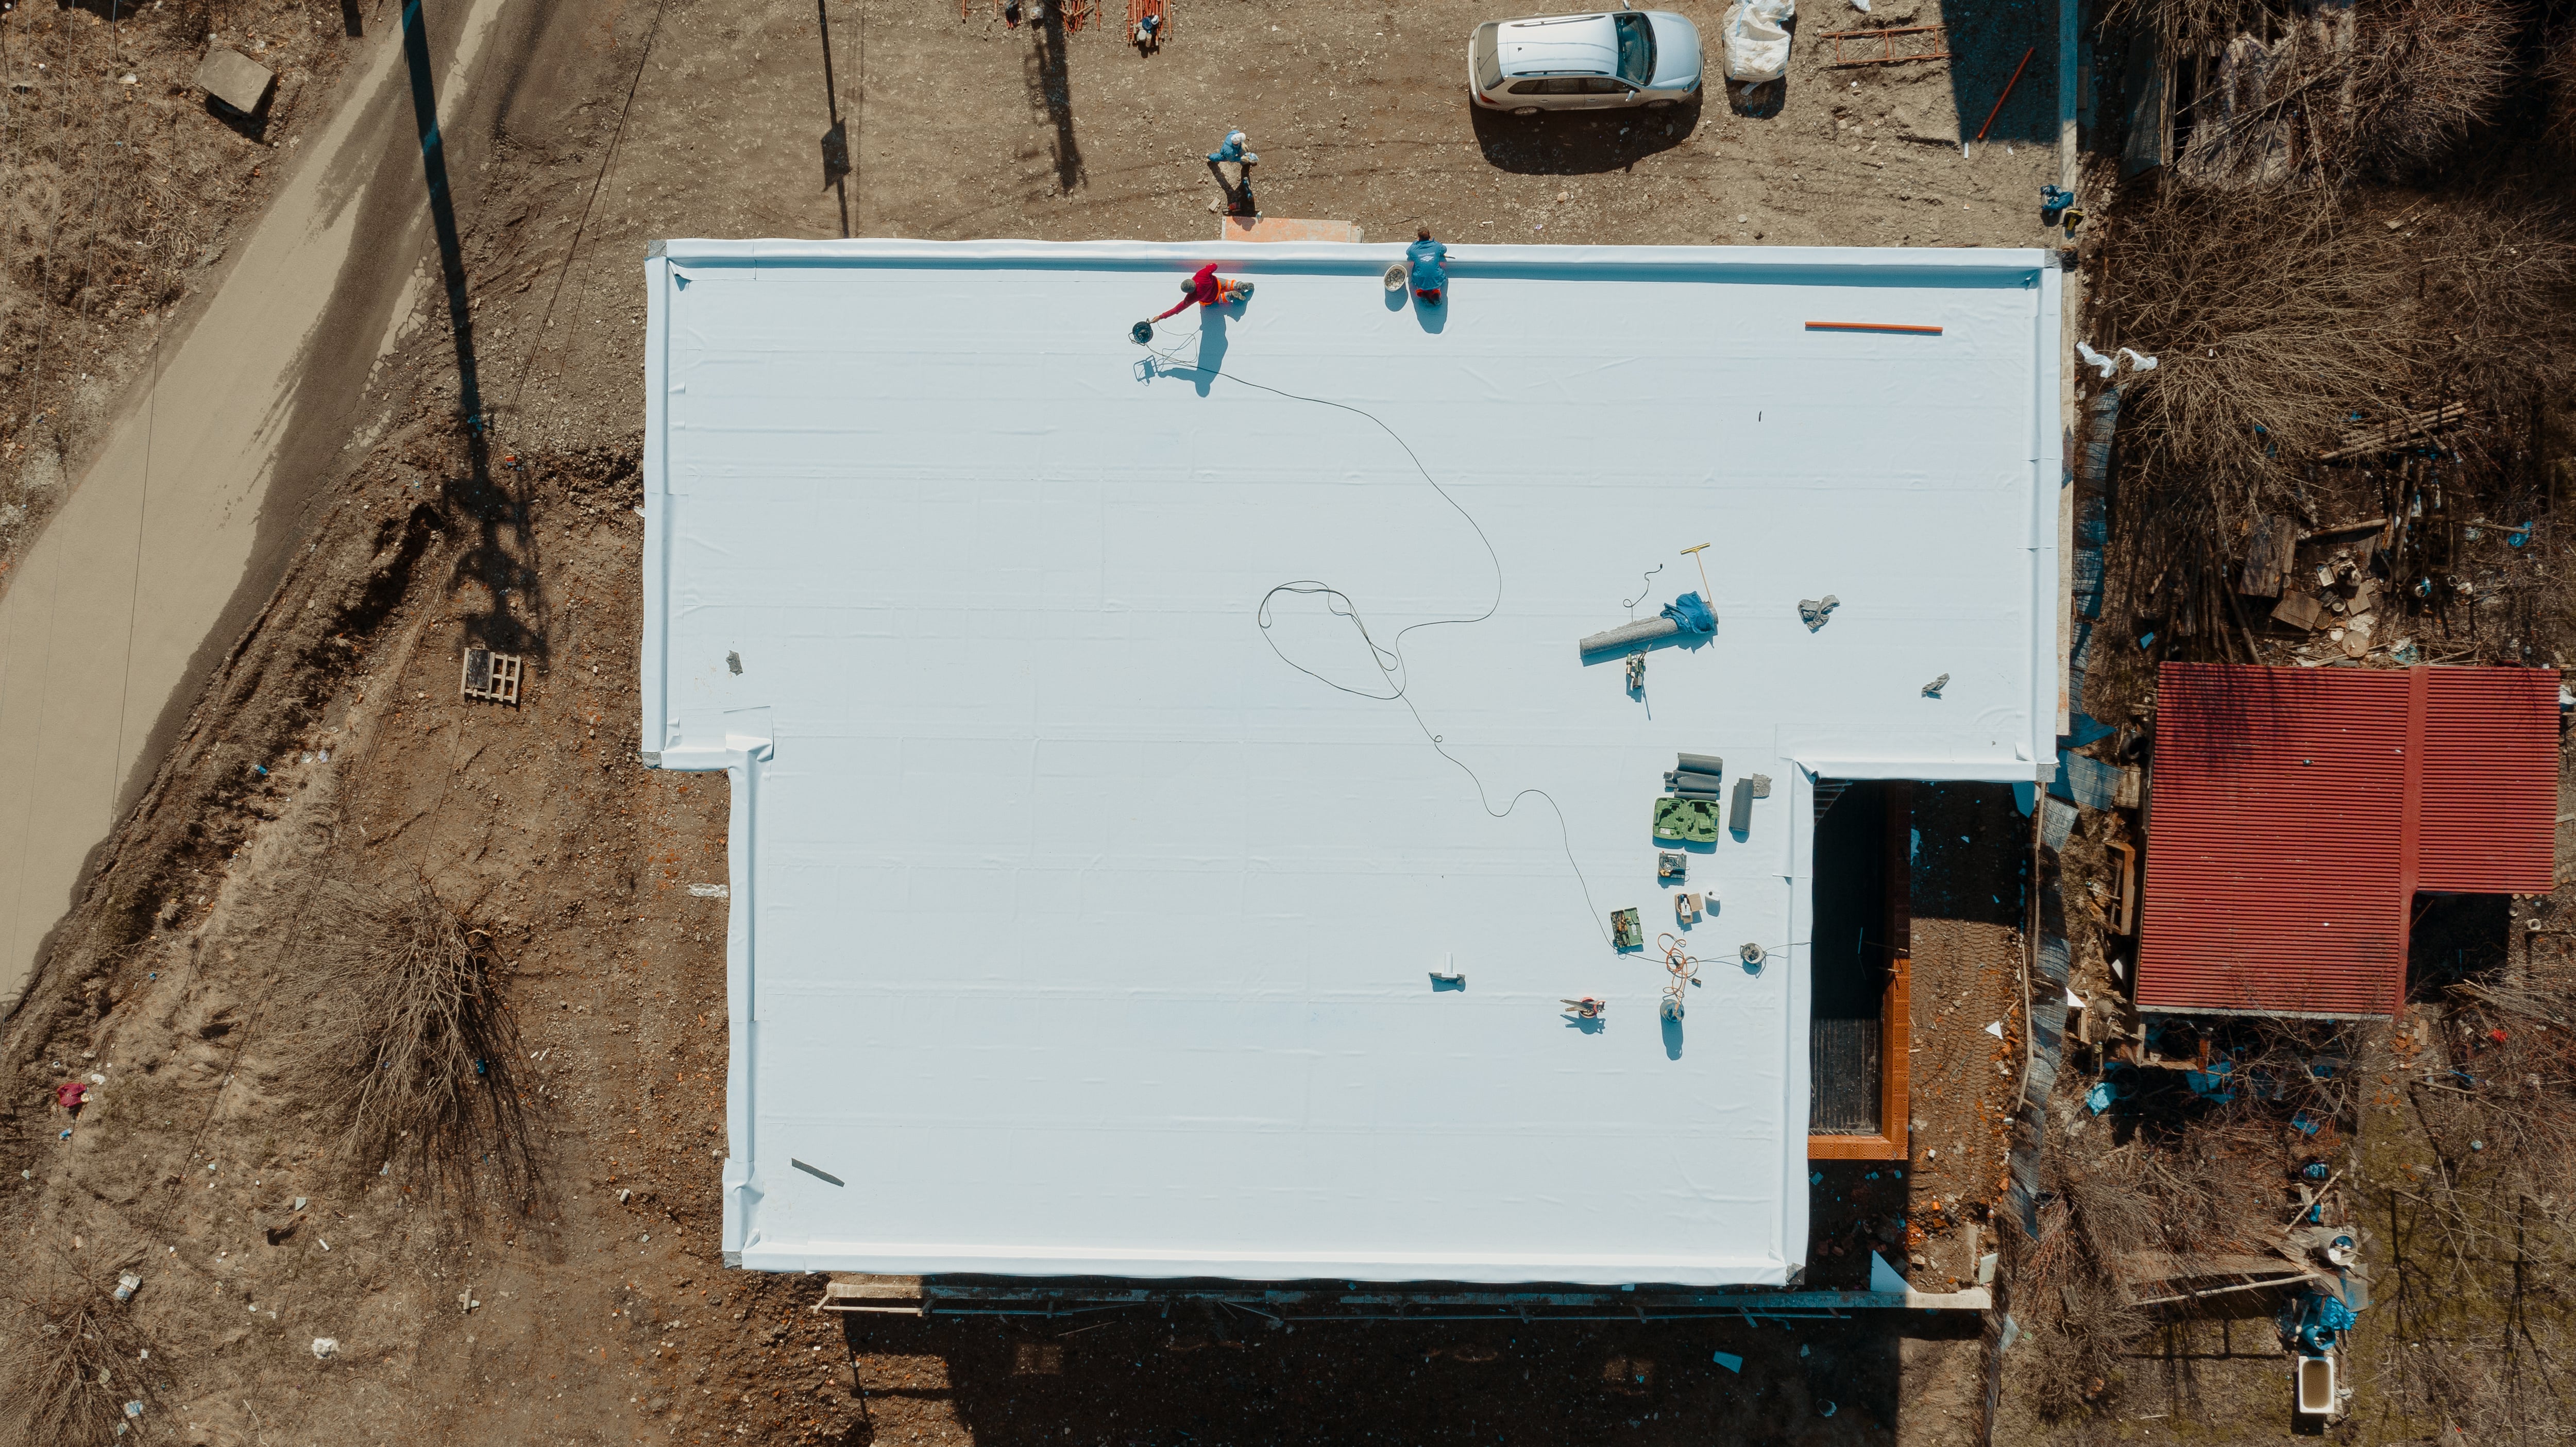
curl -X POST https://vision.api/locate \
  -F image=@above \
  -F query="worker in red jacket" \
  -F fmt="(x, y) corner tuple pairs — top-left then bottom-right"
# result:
(1149, 262), (1253, 323)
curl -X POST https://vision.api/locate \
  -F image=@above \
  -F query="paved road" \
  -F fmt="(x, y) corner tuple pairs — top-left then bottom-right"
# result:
(0, 0), (514, 1009)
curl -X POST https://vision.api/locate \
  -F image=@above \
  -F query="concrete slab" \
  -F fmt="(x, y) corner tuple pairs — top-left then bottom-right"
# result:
(1219, 215), (1363, 243)
(193, 47), (276, 115)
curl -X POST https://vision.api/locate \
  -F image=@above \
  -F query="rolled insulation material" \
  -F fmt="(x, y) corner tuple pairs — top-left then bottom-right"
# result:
(1676, 753), (1724, 777)
(1577, 616), (1680, 657)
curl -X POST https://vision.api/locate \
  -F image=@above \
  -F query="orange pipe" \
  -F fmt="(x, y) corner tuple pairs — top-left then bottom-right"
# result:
(1976, 46), (2037, 143)
(1805, 322), (1944, 335)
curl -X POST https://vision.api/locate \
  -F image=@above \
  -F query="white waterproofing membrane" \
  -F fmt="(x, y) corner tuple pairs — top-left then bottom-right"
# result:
(642, 239), (2061, 1285)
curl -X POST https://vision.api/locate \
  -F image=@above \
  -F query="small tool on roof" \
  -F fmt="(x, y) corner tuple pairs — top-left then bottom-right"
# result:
(1657, 851), (1687, 880)
(1922, 672), (1950, 697)
(1611, 908), (1643, 949)
(1656, 934), (1701, 1020)
(1680, 543), (1714, 601)
(1562, 997), (1607, 1019)
(1675, 891), (1703, 923)
(1625, 651), (1647, 692)
(1798, 595), (1840, 631)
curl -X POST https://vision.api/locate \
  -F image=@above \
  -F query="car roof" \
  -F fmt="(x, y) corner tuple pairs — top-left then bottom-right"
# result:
(1496, 12), (1620, 78)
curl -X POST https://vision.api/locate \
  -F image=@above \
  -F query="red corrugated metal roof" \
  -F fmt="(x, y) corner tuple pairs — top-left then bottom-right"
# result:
(2418, 668), (2560, 893)
(2137, 663), (2561, 1018)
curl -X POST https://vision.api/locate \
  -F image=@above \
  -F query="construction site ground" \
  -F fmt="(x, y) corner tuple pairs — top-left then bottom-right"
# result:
(1, 1), (2062, 1443)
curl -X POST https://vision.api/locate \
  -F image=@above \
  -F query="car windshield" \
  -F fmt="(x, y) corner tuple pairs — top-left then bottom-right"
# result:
(1613, 12), (1655, 87)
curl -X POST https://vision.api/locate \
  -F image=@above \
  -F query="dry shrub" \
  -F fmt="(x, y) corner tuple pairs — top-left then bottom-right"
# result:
(2343, 0), (2523, 174)
(2014, 1023), (2365, 1423)
(2119, 0), (2519, 184)
(2019, 1155), (2157, 1420)
(2549, 25), (2576, 154)
(291, 880), (538, 1205)
(2090, 189), (2576, 666)
(2355, 968), (2576, 1443)
(0, 1288), (158, 1447)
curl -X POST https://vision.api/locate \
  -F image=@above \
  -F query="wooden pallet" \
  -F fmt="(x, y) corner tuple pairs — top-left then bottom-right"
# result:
(460, 646), (522, 706)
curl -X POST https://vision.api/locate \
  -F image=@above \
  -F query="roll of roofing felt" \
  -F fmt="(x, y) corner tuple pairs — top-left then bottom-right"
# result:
(1666, 774), (1723, 798)
(1676, 753), (1724, 777)
(1578, 616), (1680, 657)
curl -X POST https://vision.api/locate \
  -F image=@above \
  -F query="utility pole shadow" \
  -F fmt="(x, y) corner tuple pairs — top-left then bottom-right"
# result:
(817, 0), (852, 236)
(1025, 7), (1083, 194)
(399, 0), (544, 662)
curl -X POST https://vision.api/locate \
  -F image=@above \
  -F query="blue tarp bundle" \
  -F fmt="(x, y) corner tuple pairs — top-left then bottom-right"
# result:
(1662, 591), (1716, 633)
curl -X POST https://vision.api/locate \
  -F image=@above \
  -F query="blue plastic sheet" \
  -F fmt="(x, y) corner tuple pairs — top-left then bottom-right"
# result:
(1662, 591), (1716, 633)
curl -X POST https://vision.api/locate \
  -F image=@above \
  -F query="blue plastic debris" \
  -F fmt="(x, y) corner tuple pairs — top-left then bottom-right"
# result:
(1866, 1171), (1880, 1180)
(2184, 1061), (2237, 1102)
(2086, 1081), (2116, 1114)
(1811, 1171), (1824, 1185)
(2059, 712), (2117, 749)
(2301, 1161), (2331, 1181)
(2510, 522), (2533, 548)
(1712, 1351), (1744, 1373)
(2139, 631), (2156, 649)
(2290, 1291), (2359, 1352)
(2290, 1110), (2323, 1135)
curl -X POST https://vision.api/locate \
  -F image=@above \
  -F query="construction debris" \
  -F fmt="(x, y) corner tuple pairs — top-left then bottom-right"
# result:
(2314, 401), (2467, 463)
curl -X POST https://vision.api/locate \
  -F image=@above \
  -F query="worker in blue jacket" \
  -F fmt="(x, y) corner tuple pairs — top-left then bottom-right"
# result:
(1406, 228), (1449, 305)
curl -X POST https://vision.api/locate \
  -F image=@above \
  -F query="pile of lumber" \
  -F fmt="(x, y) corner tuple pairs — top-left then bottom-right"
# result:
(2315, 401), (2468, 462)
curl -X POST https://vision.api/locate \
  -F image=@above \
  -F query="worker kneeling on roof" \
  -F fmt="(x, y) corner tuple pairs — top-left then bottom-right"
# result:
(1407, 228), (1448, 305)
(1132, 263), (1253, 343)
(1151, 262), (1252, 322)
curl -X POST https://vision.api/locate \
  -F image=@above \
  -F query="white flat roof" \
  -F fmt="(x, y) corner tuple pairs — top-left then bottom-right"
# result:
(642, 239), (2059, 1286)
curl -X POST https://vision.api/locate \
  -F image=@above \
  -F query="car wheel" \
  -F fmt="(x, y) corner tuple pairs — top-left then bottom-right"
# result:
(1514, 107), (1539, 116)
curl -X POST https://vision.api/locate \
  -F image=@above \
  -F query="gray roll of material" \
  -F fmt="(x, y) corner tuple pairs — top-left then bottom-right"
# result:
(1669, 786), (1722, 801)
(1666, 773), (1723, 797)
(1676, 752), (1724, 777)
(1577, 616), (1680, 657)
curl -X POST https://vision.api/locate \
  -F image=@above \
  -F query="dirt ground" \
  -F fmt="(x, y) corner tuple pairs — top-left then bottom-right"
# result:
(1, 1), (2062, 1443)
(1, 0), (353, 562)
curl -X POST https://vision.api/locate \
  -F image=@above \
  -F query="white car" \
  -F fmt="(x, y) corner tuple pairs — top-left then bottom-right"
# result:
(1468, 9), (1705, 114)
